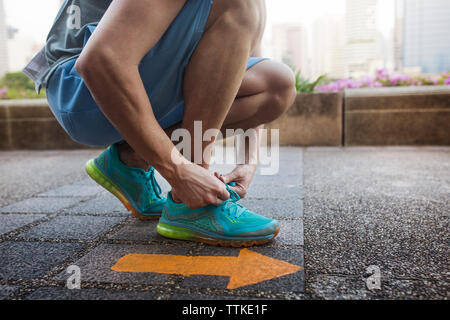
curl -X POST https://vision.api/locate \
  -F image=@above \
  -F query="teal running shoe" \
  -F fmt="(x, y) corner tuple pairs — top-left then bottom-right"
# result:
(85, 144), (166, 220)
(157, 186), (280, 247)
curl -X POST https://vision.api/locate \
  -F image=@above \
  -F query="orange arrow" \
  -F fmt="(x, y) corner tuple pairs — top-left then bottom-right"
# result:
(111, 248), (301, 289)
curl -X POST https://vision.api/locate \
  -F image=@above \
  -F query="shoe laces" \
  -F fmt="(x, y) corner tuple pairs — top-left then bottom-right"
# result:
(144, 168), (163, 199)
(220, 184), (247, 220)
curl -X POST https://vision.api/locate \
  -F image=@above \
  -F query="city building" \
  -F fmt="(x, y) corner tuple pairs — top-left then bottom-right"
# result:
(0, 0), (9, 77)
(312, 15), (345, 79)
(402, 0), (450, 74)
(271, 24), (310, 77)
(344, 0), (383, 78)
(393, 0), (404, 71)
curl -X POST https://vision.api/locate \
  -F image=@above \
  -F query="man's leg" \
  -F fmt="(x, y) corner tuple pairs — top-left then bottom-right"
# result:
(117, 0), (262, 171)
(223, 59), (296, 132)
(118, 60), (296, 170)
(180, 0), (262, 170)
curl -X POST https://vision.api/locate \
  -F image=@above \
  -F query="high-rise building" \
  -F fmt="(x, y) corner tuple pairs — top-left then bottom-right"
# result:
(0, 0), (9, 77)
(312, 15), (345, 79)
(393, 0), (404, 71)
(402, 0), (450, 74)
(271, 24), (309, 77)
(344, 0), (382, 78)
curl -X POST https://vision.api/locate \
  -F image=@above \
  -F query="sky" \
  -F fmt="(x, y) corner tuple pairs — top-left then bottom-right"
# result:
(4, 0), (396, 44)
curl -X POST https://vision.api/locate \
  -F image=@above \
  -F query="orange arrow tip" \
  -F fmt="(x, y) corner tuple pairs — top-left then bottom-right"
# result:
(226, 249), (302, 289)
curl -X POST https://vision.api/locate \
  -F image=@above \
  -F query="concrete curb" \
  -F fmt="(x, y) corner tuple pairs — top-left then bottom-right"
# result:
(0, 99), (87, 150)
(344, 86), (450, 145)
(1, 85), (449, 150)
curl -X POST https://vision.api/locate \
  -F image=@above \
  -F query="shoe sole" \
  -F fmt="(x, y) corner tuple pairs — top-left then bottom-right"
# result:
(85, 159), (161, 221)
(156, 222), (280, 248)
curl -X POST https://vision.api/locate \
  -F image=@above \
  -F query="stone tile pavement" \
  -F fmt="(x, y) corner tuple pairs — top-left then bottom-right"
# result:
(0, 147), (448, 300)
(0, 148), (304, 300)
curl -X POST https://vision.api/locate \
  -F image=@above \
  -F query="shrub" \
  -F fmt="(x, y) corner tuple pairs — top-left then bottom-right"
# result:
(295, 71), (327, 93)
(0, 72), (45, 100)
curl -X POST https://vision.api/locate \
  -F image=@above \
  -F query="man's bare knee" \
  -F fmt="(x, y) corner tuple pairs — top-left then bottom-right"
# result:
(261, 62), (297, 120)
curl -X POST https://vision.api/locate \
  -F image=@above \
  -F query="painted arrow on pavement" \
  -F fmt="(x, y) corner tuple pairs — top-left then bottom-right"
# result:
(111, 248), (301, 289)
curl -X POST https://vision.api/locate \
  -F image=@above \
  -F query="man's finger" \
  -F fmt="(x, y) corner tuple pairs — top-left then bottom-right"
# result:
(222, 171), (238, 184)
(214, 172), (225, 183)
(217, 186), (230, 201)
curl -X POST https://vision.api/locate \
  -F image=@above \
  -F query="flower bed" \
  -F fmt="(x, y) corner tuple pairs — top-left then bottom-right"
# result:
(316, 69), (450, 93)
(0, 72), (45, 100)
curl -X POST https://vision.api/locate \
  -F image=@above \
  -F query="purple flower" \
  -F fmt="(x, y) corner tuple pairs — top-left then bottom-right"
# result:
(376, 68), (389, 80)
(389, 74), (411, 85)
(444, 77), (450, 85)
(0, 88), (7, 99)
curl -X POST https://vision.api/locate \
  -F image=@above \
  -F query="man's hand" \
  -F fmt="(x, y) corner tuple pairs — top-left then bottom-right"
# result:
(215, 164), (257, 199)
(170, 163), (230, 209)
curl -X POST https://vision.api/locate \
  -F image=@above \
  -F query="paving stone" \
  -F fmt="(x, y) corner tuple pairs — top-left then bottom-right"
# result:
(0, 241), (83, 279)
(0, 213), (46, 235)
(64, 194), (129, 216)
(252, 174), (302, 186)
(181, 246), (304, 293)
(26, 287), (156, 300)
(305, 194), (449, 218)
(20, 216), (125, 240)
(246, 184), (303, 200)
(271, 219), (303, 247)
(108, 219), (161, 242)
(56, 243), (196, 285)
(239, 199), (303, 219)
(38, 184), (105, 197)
(304, 212), (449, 280)
(0, 197), (83, 214)
(267, 160), (303, 177)
(306, 274), (449, 300)
(0, 285), (19, 299)
(71, 179), (98, 187)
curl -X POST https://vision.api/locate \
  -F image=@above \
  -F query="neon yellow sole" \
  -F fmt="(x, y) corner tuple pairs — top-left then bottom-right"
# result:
(85, 159), (160, 221)
(157, 222), (280, 248)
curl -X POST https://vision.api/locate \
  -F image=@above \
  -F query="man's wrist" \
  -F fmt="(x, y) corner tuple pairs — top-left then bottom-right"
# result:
(155, 151), (189, 185)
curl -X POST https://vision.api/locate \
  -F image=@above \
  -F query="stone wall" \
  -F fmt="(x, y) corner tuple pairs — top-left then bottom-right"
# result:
(266, 92), (343, 146)
(1, 86), (449, 149)
(0, 100), (86, 150)
(345, 86), (450, 146)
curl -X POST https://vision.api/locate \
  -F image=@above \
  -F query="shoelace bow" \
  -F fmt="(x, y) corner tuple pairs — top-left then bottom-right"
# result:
(145, 168), (162, 199)
(221, 184), (247, 219)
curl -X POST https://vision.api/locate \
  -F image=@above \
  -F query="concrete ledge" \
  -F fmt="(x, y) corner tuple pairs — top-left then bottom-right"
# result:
(1, 86), (449, 150)
(0, 99), (87, 150)
(345, 86), (450, 146)
(266, 92), (343, 146)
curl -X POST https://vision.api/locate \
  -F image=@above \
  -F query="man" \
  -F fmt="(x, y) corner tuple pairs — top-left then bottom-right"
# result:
(32, 0), (296, 247)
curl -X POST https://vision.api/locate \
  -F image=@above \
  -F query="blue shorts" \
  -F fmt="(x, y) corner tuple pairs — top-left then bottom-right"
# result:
(46, 0), (267, 147)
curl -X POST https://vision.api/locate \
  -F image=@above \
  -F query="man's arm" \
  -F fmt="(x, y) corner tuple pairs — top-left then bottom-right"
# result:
(75, 0), (229, 208)
(250, 0), (266, 57)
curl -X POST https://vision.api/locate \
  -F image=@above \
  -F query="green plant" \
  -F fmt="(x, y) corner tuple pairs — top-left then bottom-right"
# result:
(295, 71), (327, 93)
(0, 72), (36, 91)
(0, 72), (45, 100)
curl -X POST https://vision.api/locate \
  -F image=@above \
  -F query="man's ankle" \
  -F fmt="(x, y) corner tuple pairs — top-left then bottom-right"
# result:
(171, 191), (183, 204)
(116, 143), (150, 171)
